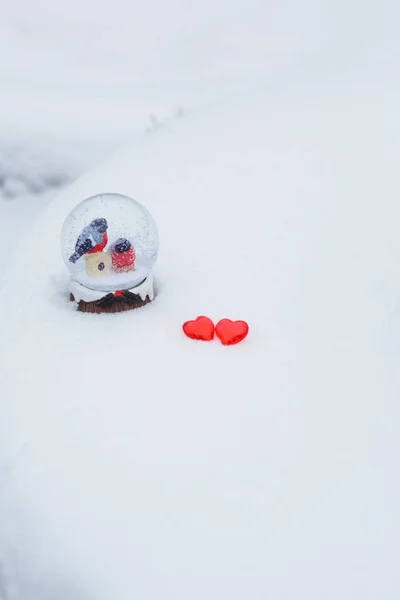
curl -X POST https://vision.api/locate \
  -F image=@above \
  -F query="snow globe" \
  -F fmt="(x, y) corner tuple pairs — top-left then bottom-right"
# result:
(61, 192), (158, 313)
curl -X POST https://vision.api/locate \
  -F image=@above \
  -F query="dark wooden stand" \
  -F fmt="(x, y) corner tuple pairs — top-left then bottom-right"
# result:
(70, 291), (151, 314)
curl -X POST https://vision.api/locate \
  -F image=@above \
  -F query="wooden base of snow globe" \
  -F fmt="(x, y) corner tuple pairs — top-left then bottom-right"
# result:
(69, 274), (154, 314)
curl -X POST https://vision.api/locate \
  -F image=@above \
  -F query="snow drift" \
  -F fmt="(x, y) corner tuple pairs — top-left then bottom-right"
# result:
(1, 54), (400, 599)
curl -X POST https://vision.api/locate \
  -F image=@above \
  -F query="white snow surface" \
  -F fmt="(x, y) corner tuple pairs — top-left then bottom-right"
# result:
(1, 0), (399, 199)
(5, 0), (395, 140)
(1, 9), (400, 599)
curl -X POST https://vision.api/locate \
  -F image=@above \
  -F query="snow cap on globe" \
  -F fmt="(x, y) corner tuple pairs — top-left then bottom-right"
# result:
(61, 193), (158, 292)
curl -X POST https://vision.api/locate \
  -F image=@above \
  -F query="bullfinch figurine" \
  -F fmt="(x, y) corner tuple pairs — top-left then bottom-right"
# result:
(111, 238), (136, 272)
(69, 218), (108, 263)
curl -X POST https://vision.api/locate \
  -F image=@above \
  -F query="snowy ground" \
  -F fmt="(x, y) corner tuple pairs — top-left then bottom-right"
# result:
(1, 1), (400, 599)
(1, 0), (398, 237)
(2, 0), (398, 194)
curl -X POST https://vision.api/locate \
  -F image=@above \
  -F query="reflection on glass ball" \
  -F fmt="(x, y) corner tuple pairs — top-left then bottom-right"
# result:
(61, 193), (158, 292)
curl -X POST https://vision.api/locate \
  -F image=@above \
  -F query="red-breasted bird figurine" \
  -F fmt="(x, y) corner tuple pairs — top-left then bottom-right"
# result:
(69, 218), (108, 263)
(111, 238), (136, 273)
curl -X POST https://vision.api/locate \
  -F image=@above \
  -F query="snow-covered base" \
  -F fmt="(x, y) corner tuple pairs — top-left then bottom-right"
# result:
(69, 273), (154, 303)
(74, 262), (154, 293)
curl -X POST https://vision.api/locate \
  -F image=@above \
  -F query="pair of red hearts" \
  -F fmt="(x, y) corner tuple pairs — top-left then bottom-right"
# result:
(183, 316), (249, 346)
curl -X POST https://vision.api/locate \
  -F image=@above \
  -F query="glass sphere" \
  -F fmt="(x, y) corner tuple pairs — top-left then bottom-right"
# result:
(61, 193), (158, 292)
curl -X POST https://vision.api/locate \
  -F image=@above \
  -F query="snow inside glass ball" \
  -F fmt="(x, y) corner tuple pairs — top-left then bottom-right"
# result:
(61, 193), (158, 293)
